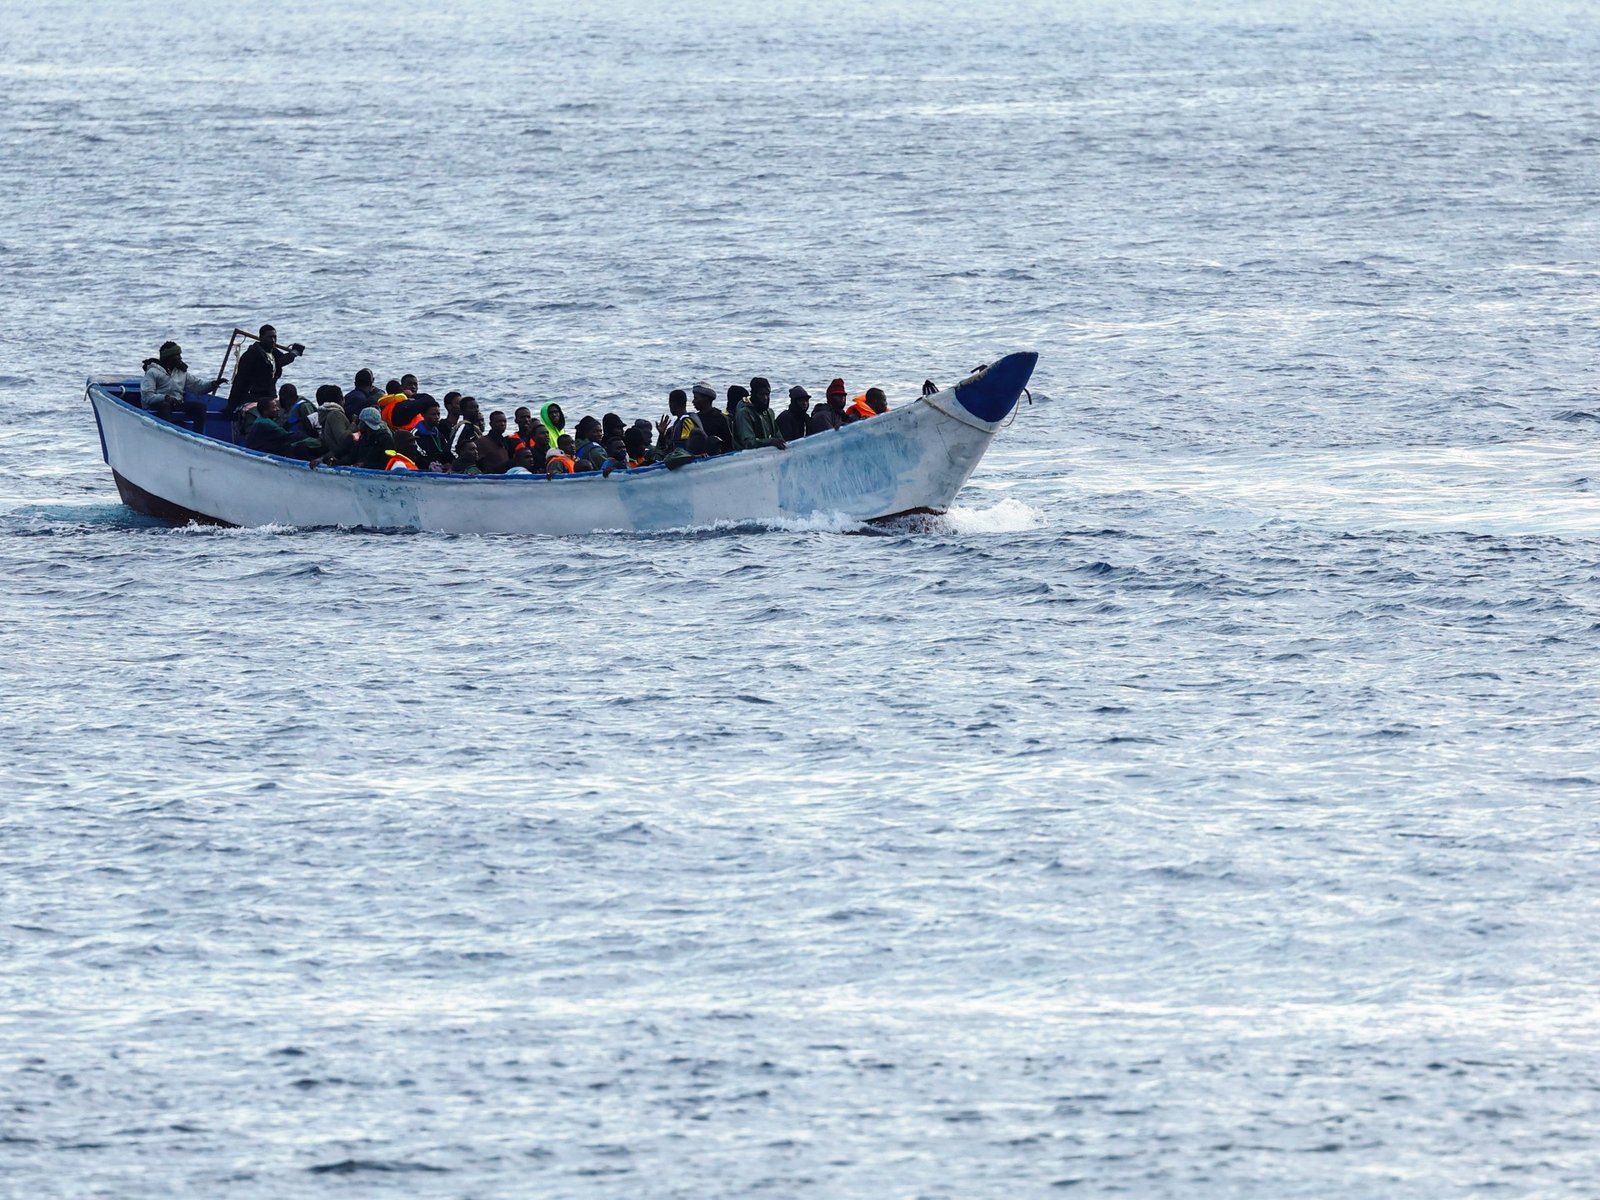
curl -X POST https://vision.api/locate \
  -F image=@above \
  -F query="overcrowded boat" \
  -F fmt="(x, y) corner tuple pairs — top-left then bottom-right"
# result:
(86, 332), (1038, 535)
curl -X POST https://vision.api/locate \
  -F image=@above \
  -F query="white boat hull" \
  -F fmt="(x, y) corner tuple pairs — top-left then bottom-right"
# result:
(88, 353), (1036, 534)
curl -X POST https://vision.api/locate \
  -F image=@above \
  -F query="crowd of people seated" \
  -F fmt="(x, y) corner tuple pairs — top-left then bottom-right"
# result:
(141, 327), (923, 478)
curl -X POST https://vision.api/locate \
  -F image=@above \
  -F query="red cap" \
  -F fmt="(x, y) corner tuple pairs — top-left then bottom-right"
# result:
(826, 377), (846, 397)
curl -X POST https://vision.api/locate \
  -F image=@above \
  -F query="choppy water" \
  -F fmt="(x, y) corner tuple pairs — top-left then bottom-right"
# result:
(4, 0), (1600, 1195)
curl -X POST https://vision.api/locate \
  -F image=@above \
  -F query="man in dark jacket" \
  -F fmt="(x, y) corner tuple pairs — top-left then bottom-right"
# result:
(229, 325), (303, 414)
(244, 391), (322, 460)
(775, 386), (812, 442)
(343, 368), (382, 420)
(690, 382), (732, 454)
(808, 378), (847, 434)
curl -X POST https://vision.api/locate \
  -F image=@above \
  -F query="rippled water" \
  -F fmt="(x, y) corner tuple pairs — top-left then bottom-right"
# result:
(4, 0), (1600, 1195)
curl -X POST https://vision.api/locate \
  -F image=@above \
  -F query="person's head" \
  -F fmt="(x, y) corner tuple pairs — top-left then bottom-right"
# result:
(316, 383), (343, 406)
(557, 434), (575, 455)
(668, 388), (687, 416)
(258, 394), (281, 420)
(605, 437), (627, 462)
(532, 423), (551, 451)
(456, 438), (481, 466)
(749, 376), (770, 401)
(258, 325), (277, 348)
(513, 447), (540, 471)
(158, 340), (183, 367)
(686, 430), (711, 456)
(355, 368), (375, 390)
(787, 385), (810, 414)
(545, 403), (566, 431)
(576, 415), (602, 443)
(602, 412), (626, 441)
(624, 426), (650, 458)
(726, 384), (748, 411)
(461, 397), (482, 424)
(631, 418), (653, 441)
(691, 382), (716, 412)
(358, 407), (385, 433)
(866, 386), (887, 414)
(490, 410), (507, 434)
(514, 407), (533, 435)
(826, 378), (847, 412)
(400, 373), (418, 397)
(422, 399), (441, 426)
(385, 378), (403, 396)
(443, 391), (462, 418)
(279, 383), (298, 406)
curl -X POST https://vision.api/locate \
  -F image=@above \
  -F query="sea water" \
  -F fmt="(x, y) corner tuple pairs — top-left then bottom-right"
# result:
(2, 0), (1600, 1195)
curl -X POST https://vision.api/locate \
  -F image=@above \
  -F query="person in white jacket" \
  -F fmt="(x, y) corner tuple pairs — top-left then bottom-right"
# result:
(140, 340), (220, 434)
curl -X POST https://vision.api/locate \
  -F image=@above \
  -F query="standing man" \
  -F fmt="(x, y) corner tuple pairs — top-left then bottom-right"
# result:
(228, 324), (303, 414)
(140, 339), (220, 433)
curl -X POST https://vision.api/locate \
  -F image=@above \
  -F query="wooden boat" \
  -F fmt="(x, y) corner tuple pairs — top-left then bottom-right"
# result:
(85, 351), (1037, 534)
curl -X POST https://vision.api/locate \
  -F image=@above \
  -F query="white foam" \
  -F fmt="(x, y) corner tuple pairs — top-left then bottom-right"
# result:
(939, 498), (1047, 534)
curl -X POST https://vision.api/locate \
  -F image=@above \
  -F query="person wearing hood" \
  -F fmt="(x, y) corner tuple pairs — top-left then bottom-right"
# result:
(228, 325), (303, 414)
(726, 383), (750, 430)
(690, 382), (732, 454)
(733, 383), (787, 451)
(140, 340), (219, 433)
(327, 407), (409, 470)
(539, 402), (567, 447)
(775, 385), (812, 442)
(312, 384), (355, 457)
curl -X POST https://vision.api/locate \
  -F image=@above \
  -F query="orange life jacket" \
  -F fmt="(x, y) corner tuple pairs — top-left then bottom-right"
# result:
(846, 394), (876, 420)
(377, 392), (407, 425)
(545, 453), (576, 474)
(384, 450), (419, 471)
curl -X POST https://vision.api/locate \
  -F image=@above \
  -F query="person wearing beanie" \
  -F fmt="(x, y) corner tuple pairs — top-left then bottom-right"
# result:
(690, 381), (732, 454)
(776, 384), (812, 442)
(807, 380), (845, 435)
(139, 338), (219, 433)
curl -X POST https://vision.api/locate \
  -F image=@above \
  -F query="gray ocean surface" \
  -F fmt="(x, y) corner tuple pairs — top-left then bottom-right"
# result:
(4, 0), (1600, 1195)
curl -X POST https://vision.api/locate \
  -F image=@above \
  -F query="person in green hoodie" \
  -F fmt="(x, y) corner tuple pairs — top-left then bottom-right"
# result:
(733, 384), (788, 451)
(539, 402), (567, 447)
